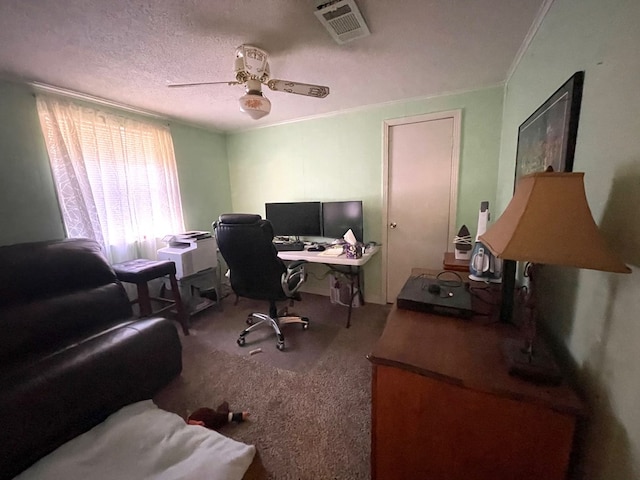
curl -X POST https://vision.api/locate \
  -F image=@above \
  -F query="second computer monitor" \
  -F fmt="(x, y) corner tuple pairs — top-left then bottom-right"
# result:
(322, 200), (363, 242)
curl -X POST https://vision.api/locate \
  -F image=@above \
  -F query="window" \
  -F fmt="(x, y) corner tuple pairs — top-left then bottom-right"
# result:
(36, 95), (185, 263)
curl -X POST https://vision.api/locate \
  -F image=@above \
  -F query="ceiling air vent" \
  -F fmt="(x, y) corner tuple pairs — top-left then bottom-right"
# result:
(314, 0), (370, 44)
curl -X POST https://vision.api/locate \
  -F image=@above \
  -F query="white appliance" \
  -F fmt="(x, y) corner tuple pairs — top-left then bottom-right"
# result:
(468, 202), (502, 283)
(157, 232), (218, 280)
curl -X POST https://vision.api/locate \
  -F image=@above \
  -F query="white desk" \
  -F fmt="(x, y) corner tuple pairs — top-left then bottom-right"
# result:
(277, 245), (379, 265)
(278, 246), (379, 327)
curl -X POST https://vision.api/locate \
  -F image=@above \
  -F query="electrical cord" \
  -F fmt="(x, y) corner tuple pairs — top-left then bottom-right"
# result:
(307, 270), (334, 282)
(435, 270), (464, 288)
(468, 284), (501, 306)
(415, 271), (464, 298)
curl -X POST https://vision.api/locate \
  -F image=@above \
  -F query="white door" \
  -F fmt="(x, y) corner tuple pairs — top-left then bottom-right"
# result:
(383, 111), (460, 303)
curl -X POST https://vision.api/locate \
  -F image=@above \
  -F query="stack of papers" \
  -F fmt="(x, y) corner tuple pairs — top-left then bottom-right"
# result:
(318, 247), (344, 257)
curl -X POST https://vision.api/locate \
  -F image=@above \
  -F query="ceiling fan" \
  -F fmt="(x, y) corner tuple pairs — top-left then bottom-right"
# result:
(168, 44), (330, 120)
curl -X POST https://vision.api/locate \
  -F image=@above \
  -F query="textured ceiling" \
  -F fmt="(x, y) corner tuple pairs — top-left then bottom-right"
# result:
(0, 0), (546, 132)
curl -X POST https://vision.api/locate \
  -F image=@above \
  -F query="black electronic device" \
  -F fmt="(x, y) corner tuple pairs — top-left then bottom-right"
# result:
(265, 202), (322, 238)
(396, 275), (473, 319)
(274, 241), (305, 252)
(322, 200), (364, 242)
(308, 245), (325, 252)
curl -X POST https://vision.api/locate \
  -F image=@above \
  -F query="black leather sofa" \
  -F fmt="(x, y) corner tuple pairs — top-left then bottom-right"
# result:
(0, 238), (183, 480)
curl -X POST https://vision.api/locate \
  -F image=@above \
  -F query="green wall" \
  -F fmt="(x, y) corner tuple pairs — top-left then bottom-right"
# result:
(170, 122), (232, 232)
(0, 80), (231, 247)
(497, 0), (640, 478)
(226, 87), (504, 303)
(0, 81), (65, 245)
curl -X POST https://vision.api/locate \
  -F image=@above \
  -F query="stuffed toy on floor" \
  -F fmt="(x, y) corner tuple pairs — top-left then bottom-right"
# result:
(187, 401), (249, 431)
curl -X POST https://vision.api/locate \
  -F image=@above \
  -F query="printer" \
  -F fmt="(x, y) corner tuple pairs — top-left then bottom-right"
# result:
(157, 231), (218, 279)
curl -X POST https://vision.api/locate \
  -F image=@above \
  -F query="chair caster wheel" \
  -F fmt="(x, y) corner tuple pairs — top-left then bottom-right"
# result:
(246, 316), (254, 326)
(237, 337), (246, 346)
(276, 342), (285, 351)
(302, 319), (309, 330)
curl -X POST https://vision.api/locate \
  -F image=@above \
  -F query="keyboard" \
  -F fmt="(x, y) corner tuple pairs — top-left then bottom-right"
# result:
(274, 241), (305, 251)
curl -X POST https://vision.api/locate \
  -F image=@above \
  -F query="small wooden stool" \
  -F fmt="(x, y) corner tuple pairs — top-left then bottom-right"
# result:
(112, 259), (190, 335)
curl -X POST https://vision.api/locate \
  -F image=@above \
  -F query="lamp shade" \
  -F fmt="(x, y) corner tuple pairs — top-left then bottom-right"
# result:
(238, 91), (271, 119)
(479, 172), (630, 273)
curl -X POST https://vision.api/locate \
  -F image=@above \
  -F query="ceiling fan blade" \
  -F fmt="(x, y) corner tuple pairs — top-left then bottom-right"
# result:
(167, 81), (240, 88)
(267, 79), (330, 98)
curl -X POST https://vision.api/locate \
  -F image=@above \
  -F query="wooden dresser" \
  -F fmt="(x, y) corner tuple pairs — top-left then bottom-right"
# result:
(368, 303), (585, 480)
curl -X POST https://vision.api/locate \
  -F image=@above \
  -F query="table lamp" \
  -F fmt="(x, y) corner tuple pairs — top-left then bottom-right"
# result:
(479, 171), (630, 384)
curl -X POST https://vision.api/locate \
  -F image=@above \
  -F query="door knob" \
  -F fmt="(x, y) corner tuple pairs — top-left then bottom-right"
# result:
(389, 222), (397, 229)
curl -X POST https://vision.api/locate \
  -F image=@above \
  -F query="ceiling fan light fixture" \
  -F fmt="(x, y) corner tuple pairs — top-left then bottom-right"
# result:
(236, 44), (269, 79)
(171, 44), (329, 121)
(238, 91), (271, 120)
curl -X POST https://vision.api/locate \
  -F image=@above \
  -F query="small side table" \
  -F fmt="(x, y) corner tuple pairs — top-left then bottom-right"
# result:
(113, 259), (190, 335)
(443, 251), (470, 272)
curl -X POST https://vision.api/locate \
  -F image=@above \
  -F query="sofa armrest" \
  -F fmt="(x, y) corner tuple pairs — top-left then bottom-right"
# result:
(0, 317), (181, 480)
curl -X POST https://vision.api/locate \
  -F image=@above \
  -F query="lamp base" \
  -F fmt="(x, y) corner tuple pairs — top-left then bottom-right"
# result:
(501, 338), (563, 385)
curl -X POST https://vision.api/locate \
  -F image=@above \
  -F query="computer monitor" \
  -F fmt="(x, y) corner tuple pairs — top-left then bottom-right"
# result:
(265, 202), (322, 238)
(322, 201), (364, 242)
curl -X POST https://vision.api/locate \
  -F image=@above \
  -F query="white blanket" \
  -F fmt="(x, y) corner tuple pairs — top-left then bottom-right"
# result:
(16, 400), (256, 480)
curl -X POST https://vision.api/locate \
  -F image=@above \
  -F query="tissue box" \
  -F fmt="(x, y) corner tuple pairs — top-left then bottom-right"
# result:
(344, 243), (363, 259)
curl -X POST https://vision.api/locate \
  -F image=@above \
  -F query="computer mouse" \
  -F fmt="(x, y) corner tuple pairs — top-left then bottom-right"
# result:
(308, 245), (326, 252)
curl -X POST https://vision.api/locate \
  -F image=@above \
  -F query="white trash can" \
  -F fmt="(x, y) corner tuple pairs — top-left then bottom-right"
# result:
(329, 274), (362, 308)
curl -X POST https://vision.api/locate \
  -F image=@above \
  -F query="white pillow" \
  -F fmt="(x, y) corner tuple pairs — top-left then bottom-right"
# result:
(15, 400), (256, 480)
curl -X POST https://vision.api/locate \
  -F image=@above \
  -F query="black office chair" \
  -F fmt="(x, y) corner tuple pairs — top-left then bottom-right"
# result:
(213, 213), (309, 351)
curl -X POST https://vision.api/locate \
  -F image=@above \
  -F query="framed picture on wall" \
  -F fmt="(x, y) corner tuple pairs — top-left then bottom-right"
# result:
(514, 71), (584, 185)
(501, 72), (585, 326)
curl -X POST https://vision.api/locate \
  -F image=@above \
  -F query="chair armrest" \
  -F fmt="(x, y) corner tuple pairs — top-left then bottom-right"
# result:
(287, 260), (306, 270)
(281, 260), (307, 297)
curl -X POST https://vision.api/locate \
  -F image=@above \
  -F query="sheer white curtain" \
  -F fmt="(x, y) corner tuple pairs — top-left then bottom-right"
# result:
(36, 95), (185, 263)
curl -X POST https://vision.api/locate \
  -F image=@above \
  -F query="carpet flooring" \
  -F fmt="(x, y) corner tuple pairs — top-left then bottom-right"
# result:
(154, 292), (390, 480)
